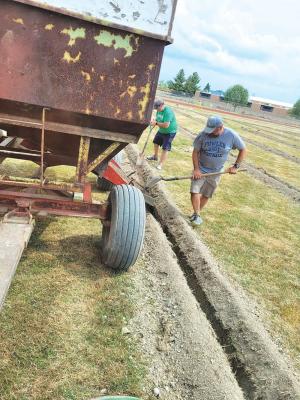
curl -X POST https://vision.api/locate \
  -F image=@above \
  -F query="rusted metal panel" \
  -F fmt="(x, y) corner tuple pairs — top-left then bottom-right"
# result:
(75, 136), (90, 183)
(0, 190), (109, 218)
(0, 0), (165, 135)
(86, 142), (119, 175)
(13, 0), (178, 41)
(0, 0), (176, 212)
(0, 176), (84, 192)
(0, 111), (138, 143)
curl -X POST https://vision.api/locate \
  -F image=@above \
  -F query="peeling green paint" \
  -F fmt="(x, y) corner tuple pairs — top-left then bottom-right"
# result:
(61, 27), (86, 46)
(94, 30), (139, 57)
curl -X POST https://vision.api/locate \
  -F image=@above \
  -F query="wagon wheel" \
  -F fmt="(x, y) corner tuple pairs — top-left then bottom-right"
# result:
(101, 184), (146, 271)
(97, 177), (114, 191)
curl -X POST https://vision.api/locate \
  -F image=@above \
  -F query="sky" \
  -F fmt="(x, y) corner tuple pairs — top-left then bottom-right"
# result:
(159, 0), (300, 105)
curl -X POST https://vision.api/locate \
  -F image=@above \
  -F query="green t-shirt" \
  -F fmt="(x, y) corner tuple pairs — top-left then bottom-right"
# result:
(156, 106), (177, 134)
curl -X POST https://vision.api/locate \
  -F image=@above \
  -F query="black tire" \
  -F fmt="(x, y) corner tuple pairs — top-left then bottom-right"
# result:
(101, 185), (146, 271)
(97, 177), (114, 191)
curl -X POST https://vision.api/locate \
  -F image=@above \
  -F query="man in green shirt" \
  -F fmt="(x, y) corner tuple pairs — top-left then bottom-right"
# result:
(147, 99), (177, 170)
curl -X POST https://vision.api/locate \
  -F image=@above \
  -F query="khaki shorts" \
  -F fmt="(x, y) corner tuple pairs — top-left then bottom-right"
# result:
(190, 174), (221, 198)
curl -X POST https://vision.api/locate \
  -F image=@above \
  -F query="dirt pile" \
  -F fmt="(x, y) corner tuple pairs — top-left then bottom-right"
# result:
(128, 215), (245, 399)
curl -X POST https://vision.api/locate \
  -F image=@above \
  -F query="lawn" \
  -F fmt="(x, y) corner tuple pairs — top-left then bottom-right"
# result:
(0, 162), (145, 400)
(172, 107), (300, 190)
(139, 107), (300, 369)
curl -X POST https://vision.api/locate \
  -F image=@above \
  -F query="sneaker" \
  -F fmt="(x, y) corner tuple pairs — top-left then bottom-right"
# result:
(189, 213), (197, 221)
(190, 214), (203, 226)
(147, 155), (158, 161)
(156, 164), (162, 170)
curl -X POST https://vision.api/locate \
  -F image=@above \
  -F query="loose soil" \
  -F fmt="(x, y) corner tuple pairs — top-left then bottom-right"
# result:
(128, 215), (245, 400)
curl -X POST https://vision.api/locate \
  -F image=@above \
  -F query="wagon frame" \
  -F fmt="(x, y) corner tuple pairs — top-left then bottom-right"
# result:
(0, 0), (177, 308)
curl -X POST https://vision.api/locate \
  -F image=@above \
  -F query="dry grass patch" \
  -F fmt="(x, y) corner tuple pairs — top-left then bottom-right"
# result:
(169, 109), (300, 190)
(0, 162), (145, 400)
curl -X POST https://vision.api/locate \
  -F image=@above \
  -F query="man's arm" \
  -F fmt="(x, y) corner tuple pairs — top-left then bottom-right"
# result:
(151, 120), (170, 129)
(228, 148), (247, 174)
(192, 149), (202, 179)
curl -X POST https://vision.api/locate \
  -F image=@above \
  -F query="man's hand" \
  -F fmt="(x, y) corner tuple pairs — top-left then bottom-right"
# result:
(192, 169), (202, 179)
(150, 119), (157, 127)
(228, 166), (238, 174)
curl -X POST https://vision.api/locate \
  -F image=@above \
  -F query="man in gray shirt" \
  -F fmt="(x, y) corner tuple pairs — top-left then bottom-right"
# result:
(190, 115), (246, 225)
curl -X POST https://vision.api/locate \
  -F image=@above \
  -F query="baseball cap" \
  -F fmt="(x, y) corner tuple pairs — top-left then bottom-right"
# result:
(203, 116), (223, 133)
(153, 99), (164, 109)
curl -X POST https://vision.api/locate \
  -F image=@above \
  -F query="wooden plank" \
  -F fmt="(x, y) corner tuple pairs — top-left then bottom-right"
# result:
(0, 113), (138, 143)
(0, 220), (34, 311)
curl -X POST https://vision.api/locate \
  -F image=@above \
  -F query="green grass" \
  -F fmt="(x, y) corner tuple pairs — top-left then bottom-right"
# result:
(172, 109), (300, 190)
(173, 102), (300, 146)
(140, 116), (300, 369)
(227, 125), (300, 158)
(0, 164), (146, 400)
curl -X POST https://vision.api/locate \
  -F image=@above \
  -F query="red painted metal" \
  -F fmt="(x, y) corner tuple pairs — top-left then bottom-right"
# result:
(0, 189), (108, 219)
(82, 182), (92, 203)
(102, 159), (129, 185)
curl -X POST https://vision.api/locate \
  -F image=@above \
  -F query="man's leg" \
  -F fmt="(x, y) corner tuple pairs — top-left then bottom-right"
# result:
(158, 133), (176, 168)
(200, 195), (209, 210)
(148, 133), (162, 161)
(159, 149), (168, 167)
(154, 143), (159, 159)
(191, 193), (201, 214)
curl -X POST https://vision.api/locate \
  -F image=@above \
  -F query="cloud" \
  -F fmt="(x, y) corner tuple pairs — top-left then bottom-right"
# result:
(160, 0), (300, 102)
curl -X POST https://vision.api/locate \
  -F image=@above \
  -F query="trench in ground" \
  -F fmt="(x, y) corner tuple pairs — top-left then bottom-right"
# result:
(148, 206), (257, 400)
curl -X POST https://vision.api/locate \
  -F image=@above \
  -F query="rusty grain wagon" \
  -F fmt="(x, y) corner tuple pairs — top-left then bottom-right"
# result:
(0, 0), (177, 304)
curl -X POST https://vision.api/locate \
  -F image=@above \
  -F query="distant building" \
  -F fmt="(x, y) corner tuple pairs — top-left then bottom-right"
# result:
(211, 90), (225, 96)
(248, 96), (293, 117)
(194, 91), (293, 117)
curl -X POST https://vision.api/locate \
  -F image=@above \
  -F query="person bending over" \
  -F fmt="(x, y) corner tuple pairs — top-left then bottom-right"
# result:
(190, 115), (246, 225)
(147, 99), (177, 170)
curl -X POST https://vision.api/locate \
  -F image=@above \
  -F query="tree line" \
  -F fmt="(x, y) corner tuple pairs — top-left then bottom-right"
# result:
(159, 68), (300, 119)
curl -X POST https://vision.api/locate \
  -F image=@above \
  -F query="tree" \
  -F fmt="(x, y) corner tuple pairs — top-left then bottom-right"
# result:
(184, 72), (201, 95)
(168, 69), (186, 92)
(224, 84), (249, 109)
(290, 99), (300, 119)
(158, 80), (169, 90)
(203, 82), (211, 93)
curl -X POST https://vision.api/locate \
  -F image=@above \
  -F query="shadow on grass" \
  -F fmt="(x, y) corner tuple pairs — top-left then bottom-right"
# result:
(57, 233), (118, 279)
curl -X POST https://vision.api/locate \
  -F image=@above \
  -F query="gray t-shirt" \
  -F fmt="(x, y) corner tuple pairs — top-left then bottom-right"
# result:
(193, 127), (245, 173)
